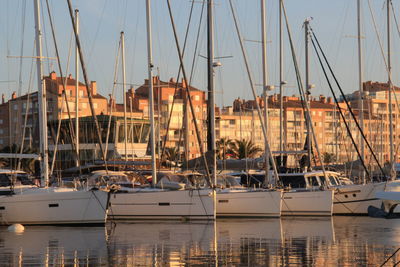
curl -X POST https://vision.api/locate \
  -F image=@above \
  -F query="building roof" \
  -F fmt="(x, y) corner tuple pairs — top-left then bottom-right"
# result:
(45, 76), (86, 87)
(135, 77), (202, 97)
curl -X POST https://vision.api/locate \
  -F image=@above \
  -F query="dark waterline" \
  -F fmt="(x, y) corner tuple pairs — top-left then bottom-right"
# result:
(0, 217), (399, 266)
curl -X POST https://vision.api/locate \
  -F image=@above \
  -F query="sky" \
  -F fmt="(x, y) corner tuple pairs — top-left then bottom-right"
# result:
(0, 0), (398, 108)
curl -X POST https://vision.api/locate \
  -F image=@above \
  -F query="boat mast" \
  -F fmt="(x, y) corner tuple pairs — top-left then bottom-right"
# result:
(261, 0), (270, 182)
(279, 0), (285, 167)
(207, 0), (217, 185)
(121, 31), (128, 162)
(304, 18), (312, 170)
(75, 9), (80, 167)
(146, 0), (157, 185)
(387, 0), (395, 179)
(34, 0), (49, 186)
(357, 0), (365, 183)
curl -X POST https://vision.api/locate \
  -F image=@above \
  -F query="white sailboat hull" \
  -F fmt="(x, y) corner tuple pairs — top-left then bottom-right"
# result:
(0, 188), (108, 225)
(108, 189), (215, 220)
(282, 190), (334, 216)
(333, 182), (386, 215)
(216, 189), (282, 217)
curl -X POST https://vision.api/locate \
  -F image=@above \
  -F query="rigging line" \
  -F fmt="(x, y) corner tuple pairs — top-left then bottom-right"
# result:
(105, 39), (121, 161)
(367, 0), (400, 121)
(160, 0), (202, 161)
(166, 0), (213, 187)
(281, 2), (324, 173)
(189, 1), (206, 85)
(50, 30), (73, 175)
(380, 247), (400, 267)
(229, 0), (279, 182)
(66, 0), (107, 163)
(40, 1), (51, 73)
(310, 34), (371, 178)
(17, 0), (27, 97)
(17, 41), (36, 171)
(45, 0), (79, 163)
(87, 0), (108, 64)
(313, 37), (367, 178)
(128, 4), (141, 85)
(310, 28), (386, 179)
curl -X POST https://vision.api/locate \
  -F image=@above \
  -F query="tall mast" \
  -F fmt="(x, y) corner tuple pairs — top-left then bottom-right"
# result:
(207, 0), (216, 185)
(304, 18), (312, 170)
(75, 9), (80, 167)
(261, 0), (270, 182)
(34, 0), (49, 186)
(387, 0), (394, 178)
(279, 0), (285, 166)
(357, 0), (365, 183)
(121, 31), (128, 162)
(146, 0), (157, 185)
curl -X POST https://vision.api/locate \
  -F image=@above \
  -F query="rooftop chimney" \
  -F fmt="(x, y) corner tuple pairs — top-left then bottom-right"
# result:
(11, 92), (17, 99)
(2, 94), (5, 104)
(90, 81), (97, 95)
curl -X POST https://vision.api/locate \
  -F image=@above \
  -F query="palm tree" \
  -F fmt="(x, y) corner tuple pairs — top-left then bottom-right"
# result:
(164, 147), (179, 168)
(216, 138), (234, 160)
(322, 152), (336, 164)
(231, 139), (262, 159)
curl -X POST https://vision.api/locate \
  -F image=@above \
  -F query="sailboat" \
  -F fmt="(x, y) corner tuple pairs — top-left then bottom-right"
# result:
(106, 0), (215, 221)
(209, 0), (282, 218)
(272, 5), (335, 216)
(305, 1), (396, 215)
(0, 0), (109, 225)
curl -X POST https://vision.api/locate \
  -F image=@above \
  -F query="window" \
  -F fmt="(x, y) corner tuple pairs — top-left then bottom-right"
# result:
(93, 103), (98, 109)
(13, 104), (18, 111)
(308, 176), (320, 187)
(194, 95), (200, 101)
(0, 129), (3, 134)
(81, 103), (87, 109)
(329, 175), (338, 186)
(279, 175), (306, 188)
(0, 119), (3, 124)
(79, 90), (84, 97)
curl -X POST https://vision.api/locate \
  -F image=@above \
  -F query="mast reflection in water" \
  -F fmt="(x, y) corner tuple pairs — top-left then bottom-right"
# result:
(0, 217), (399, 266)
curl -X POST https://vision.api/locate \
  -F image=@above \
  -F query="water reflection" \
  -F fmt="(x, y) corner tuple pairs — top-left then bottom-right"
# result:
(0, 217), (399, 266)
(0, 226), (107, 266)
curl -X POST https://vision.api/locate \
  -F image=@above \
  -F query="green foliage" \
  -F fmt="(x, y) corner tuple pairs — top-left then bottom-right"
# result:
(216, 138), (234, 160)
(230, 139), (262, 159)
(322, 152), (336, 164)
(164, 147), (179, 163)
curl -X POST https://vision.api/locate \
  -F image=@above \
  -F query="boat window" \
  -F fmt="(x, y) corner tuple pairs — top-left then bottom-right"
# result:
(329, 175), (338, 186)
(279, 175), (306, 188)
(0, 174), (11, 187)
(319, 175), (327, 186)
(16, 174), (34, 185)
(308, 176), (320, 187)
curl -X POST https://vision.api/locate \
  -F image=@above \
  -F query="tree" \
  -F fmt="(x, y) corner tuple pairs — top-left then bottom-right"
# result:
(322, 152), (336, 164)
(164, 147), (179, 168)
(216, 138), (234, 160)
(231, 139), (262, 159)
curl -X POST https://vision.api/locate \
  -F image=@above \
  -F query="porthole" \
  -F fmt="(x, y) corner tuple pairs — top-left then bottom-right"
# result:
(345, 195), (348, 198)
(353, 194), (357, 197)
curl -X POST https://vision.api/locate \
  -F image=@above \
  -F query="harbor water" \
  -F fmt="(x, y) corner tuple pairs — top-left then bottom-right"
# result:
(0, 217), (399, 266)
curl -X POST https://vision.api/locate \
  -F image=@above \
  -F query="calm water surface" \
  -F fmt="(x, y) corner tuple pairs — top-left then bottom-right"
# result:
(0, 217), (399, 266)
